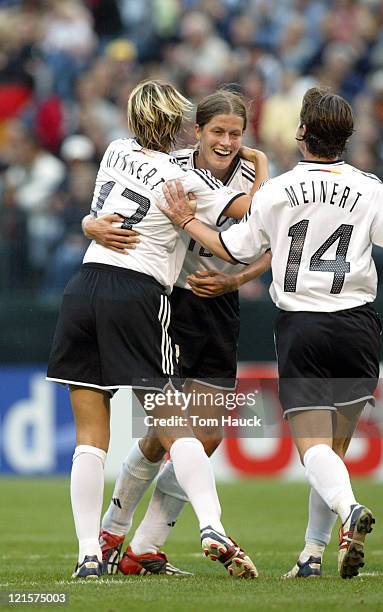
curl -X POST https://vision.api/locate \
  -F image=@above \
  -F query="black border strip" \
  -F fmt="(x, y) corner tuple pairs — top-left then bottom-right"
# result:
(219, 232), (249, 265)
(216, 192), (246, 227)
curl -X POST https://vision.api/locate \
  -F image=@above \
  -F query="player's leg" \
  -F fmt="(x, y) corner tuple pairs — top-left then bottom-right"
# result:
(102, 433), (165, 537)
(129, 380), (224, 559)
(332, 402), (374, 579)
(283, 405), (364, 579)
(144, 387), (256, 578)
(99, 429), (166, 574)
(288, 408), (359, 524)
(70, 385), (110, 579)
(288, 408), (374, 579)
(129, 290), (240, 570)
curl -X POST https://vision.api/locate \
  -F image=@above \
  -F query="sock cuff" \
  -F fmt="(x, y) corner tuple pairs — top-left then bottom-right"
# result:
(170, 437), (204, 459)
(73, 445), (107, 465)
(125, 440), (164, 480)
(303, 444), (332, 467)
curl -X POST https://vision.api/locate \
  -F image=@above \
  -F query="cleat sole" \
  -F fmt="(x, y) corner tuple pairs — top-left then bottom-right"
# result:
(339, 508), (375, 579)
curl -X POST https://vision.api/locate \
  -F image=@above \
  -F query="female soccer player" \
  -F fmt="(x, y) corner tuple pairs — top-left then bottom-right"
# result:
(48, 80), (259, 579)
(83, 89), (271, 576)
(159, 87), (379, 580)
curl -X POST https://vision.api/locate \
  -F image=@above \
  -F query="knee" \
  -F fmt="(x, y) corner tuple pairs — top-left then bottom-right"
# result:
(75, 428), (110, 452)
(139, 436), (166, 462)
(200, 436), (222, 457)
(332, 440), (347, 461)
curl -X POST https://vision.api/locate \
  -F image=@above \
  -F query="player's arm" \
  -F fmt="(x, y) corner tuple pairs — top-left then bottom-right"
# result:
(160, 181), (234, 263)
(81, 213), (140, 253)
(239, 146), (269, 196)
(187, 250), (272, 298)
(221, 148), (269, 219)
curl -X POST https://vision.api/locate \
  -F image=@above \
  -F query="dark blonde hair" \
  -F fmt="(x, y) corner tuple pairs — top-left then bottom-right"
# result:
(300, 87), (354, 158)
(196, 89), (247, 130)
(127, 80), (192, 153)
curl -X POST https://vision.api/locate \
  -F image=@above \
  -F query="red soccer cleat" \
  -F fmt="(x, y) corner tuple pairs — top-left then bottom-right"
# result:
(119, 546), (193, 576)
(99, 529), (125, 575)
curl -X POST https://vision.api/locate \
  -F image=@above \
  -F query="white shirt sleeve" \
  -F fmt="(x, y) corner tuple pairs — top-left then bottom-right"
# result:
(370, 184), (383, 247)
(156, 167), (245, 226)
(219, 193), (270, 264)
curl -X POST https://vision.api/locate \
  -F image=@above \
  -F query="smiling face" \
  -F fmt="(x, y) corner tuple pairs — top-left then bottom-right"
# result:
(195, 113), (245, 180)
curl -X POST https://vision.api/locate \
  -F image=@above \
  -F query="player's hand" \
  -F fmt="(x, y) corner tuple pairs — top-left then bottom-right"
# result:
(187, 270), (239, 298)
(239, 146), (268, 165)
(82, 214), (140, 253)
(160, 180), (196, 227)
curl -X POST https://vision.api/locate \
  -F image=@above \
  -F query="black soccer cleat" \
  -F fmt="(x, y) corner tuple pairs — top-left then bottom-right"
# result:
(282, 556), (322, 578)
(72, 555), (103, 579)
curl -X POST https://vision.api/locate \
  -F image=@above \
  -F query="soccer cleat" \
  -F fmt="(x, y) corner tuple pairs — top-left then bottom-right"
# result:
(200, 526), (258, 579)
(72, 555), (103, 579)
(282, 556), (322, 579)
(99, 529), (124, 575)
(119, 546), (193, 576)
(338, 504), (375, 579)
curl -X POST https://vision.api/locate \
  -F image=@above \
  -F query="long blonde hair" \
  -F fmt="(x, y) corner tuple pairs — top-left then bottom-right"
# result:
(127, 80), (192, 153)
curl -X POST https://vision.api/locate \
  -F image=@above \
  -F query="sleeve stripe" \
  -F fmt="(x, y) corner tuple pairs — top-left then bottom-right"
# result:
(219, 233), (248, 266)
(216, 192), (246, 227)
(199, 168), (223, 188)
(241, 162), (256, 176)
(242, 166), (256, 176)
(241, 171), (256, 183)
(192, 168), (220, 190)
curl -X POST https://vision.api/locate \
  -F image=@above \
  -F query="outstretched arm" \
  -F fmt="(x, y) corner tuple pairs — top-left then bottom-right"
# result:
(82, 214), (140, 253)
(160, 181), (234, 263)
(187, 250), (272, 298)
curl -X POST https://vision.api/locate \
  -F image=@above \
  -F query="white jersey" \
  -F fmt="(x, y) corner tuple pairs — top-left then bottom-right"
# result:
(172, 148), (255, 289)
(83, 138), (243, 294)
(220, 160), (383, 312)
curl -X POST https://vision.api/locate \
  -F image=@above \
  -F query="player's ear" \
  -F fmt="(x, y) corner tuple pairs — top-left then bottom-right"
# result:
(296, 123), (306, 142)
(194, 124), (201, 141)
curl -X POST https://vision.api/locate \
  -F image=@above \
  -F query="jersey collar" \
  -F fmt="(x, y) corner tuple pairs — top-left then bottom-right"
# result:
(192, 150), (242, 186)
(298, 160), (345, 165)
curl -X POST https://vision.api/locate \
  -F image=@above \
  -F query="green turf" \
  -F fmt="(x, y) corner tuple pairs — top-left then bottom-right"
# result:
(0, 478), (382, 611)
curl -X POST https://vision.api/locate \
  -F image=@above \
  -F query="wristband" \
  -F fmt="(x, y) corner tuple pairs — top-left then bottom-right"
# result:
(182, 218), (195, 230)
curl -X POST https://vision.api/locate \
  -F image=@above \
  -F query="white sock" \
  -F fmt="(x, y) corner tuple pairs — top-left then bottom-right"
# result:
(71, 445), (106, 563)
(302, 487), (337, 559)
(102, 440), (163, 536)
(299, 540), (326, 564)
(170, 438), (224, 533)
(303, 444), (357, 524)
(130, 460), (187, 555)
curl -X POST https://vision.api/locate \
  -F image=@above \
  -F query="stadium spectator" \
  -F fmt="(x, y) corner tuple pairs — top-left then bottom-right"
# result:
(40, 135), (96, 297)
(2, 120), (65, 280)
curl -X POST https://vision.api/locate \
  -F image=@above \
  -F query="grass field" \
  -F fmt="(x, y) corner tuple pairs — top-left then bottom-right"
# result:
(0, 478), (382, 611)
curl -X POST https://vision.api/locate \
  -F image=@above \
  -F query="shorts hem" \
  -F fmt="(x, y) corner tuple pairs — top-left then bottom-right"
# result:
(283, 405), (337, 418)
(46, 377), (174, 393)
(334, 395), (374, 407)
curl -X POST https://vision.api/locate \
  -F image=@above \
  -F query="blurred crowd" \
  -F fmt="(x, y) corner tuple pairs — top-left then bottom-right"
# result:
(1, 0), (383, 299)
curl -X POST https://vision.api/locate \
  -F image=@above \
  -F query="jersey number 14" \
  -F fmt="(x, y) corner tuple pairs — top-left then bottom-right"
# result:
(284, 220), (354, 294)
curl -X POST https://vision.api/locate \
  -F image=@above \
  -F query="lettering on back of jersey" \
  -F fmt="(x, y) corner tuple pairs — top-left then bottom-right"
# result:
(284, 180), (362, 212)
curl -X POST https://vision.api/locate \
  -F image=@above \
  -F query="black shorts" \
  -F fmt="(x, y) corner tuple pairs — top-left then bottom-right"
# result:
(170, 286), (240, 389)
(47, 263), (180, 392)
(275, 303), (381, 415)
